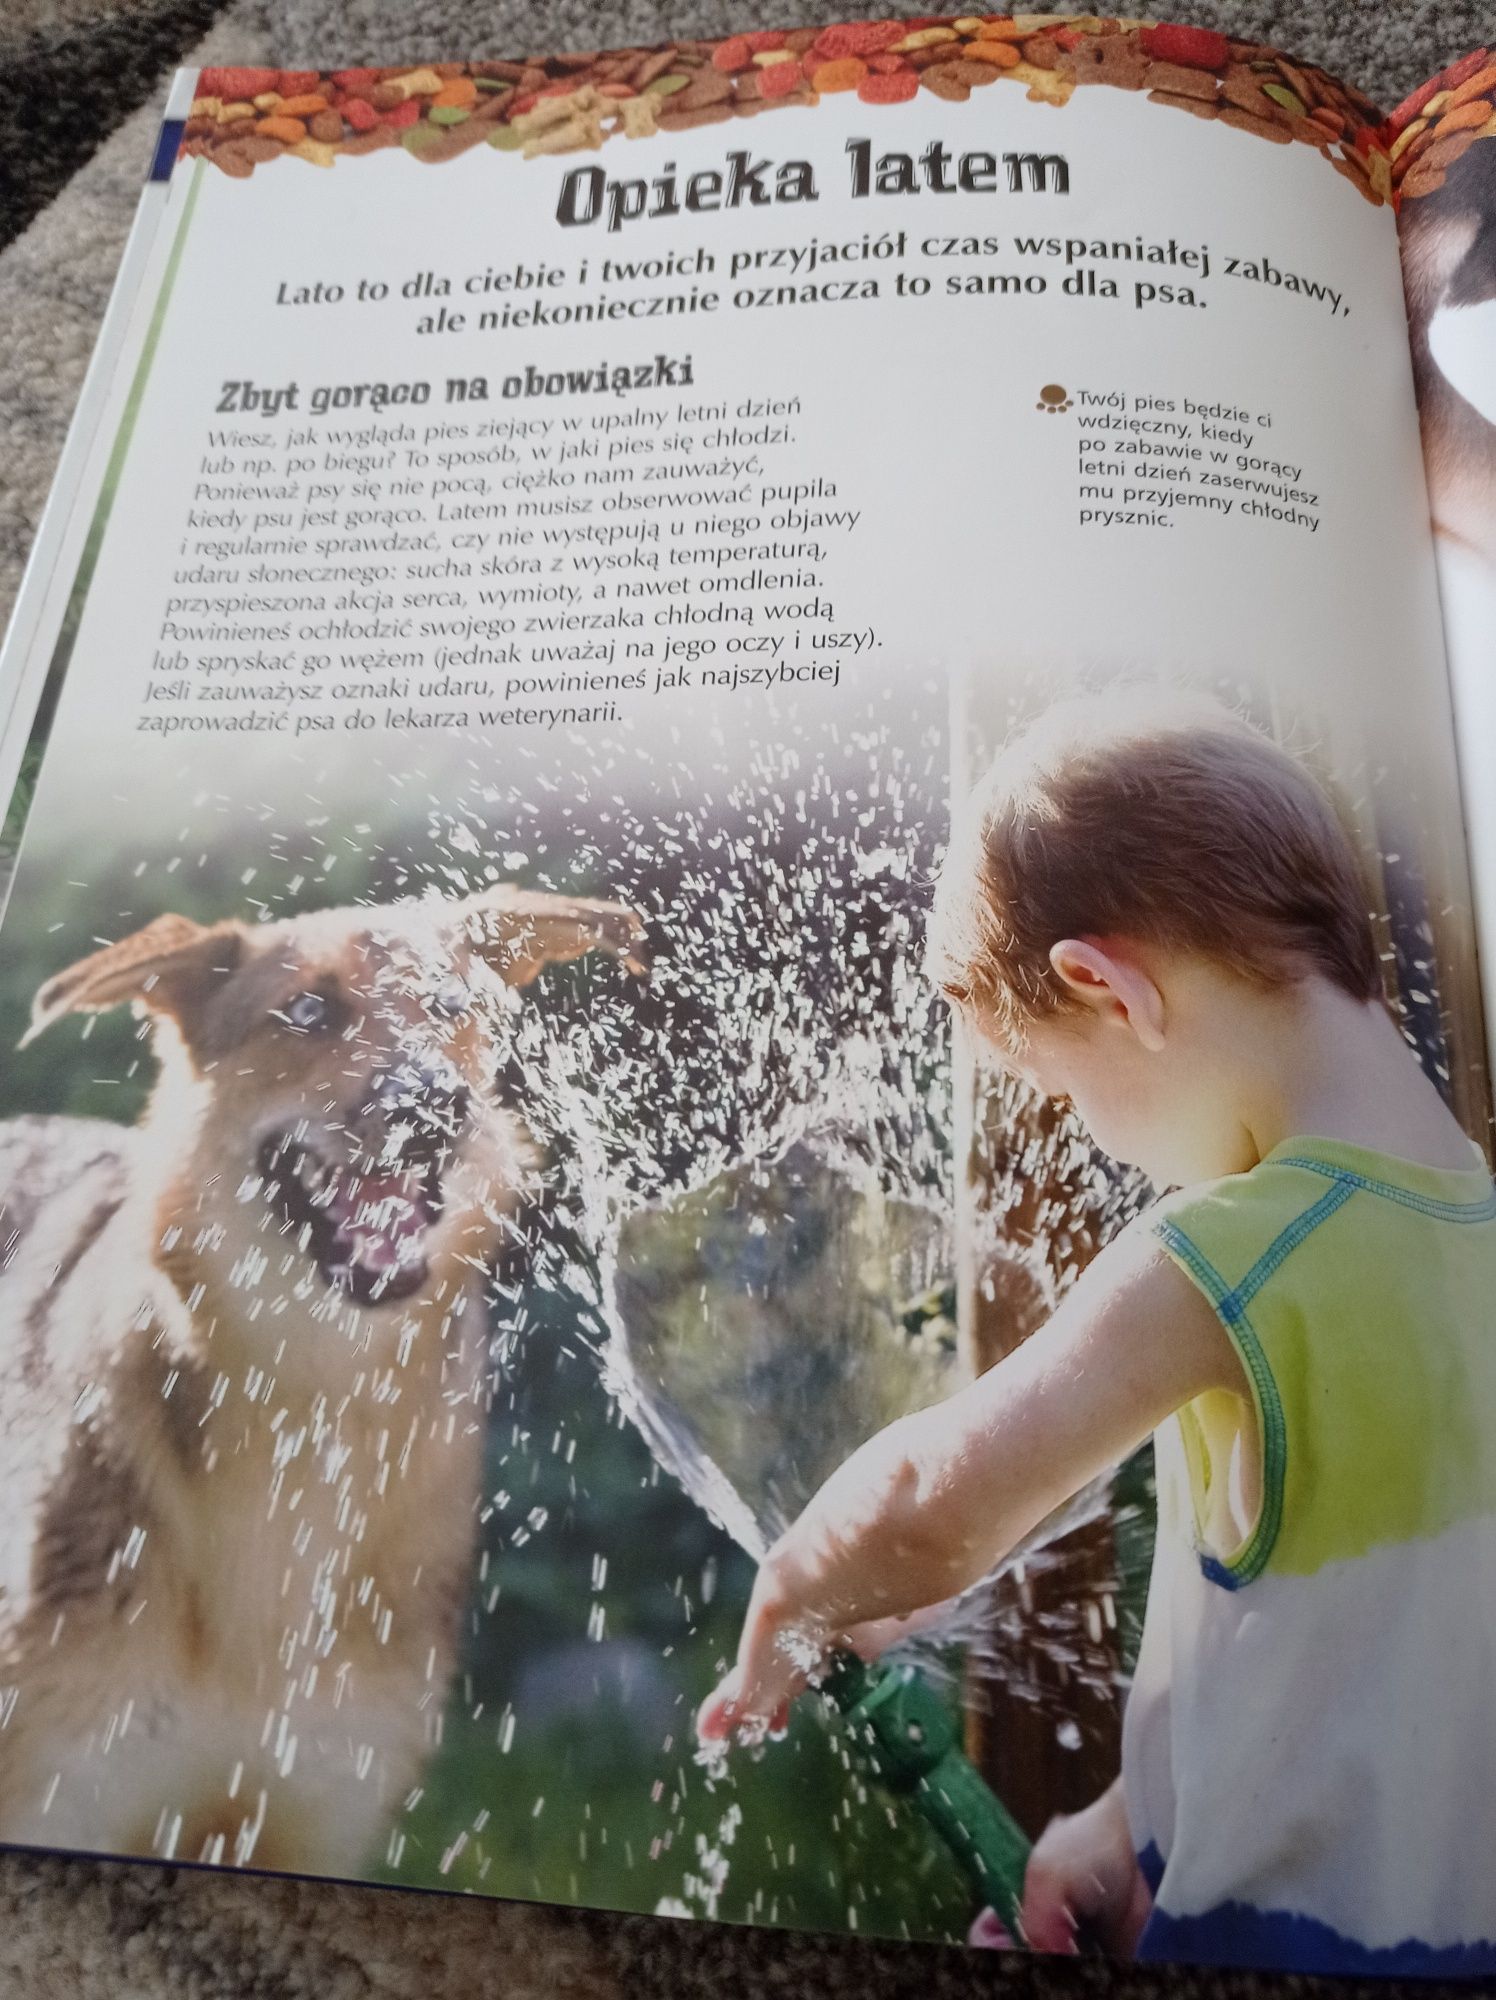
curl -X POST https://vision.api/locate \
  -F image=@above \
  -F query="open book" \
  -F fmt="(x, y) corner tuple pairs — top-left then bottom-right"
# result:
(1, 12), (1495, 1980)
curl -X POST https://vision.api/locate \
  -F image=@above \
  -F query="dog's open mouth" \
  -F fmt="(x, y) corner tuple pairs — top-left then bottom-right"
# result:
(256, 1132), (448, 1304)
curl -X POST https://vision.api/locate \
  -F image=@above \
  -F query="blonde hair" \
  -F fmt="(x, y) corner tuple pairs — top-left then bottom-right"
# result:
(927, 688), (1381, 1034)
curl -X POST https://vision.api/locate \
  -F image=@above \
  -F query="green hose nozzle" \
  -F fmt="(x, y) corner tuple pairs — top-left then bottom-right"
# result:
(824, 1652), (1031, 1939)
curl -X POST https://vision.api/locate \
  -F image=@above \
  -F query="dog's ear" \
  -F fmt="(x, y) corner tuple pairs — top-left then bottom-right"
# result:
(21, 915), (247, 1048)
(456, 886), (649, 989)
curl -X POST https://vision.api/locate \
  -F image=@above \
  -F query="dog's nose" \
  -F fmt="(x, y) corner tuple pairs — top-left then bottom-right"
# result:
(370, 1061), (471, 1130)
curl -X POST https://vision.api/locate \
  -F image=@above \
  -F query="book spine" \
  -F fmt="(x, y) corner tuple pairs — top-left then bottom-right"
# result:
(0, 68), (200, 808)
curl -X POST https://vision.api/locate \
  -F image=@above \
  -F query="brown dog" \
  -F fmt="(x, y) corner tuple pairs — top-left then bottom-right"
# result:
(0, 883), (644, 1874)
(1401, 141), (1496, 570)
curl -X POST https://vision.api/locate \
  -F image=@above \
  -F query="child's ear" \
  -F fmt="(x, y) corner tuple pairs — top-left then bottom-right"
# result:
(1049, 938), (1166, 1052)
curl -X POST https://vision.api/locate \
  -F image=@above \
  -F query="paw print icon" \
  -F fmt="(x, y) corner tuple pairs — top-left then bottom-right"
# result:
(1037, 384), (1073, 413)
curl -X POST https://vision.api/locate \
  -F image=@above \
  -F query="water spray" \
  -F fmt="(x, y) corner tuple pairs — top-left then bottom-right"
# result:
(606, 1140), (1039, 1933)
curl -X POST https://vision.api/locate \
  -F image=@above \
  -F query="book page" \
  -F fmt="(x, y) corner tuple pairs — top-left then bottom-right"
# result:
(1395, 48), (1496, 1041)
(0, 23), (1489, 1976)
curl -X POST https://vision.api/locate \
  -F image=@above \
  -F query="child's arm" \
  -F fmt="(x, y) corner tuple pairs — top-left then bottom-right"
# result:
(699, 1219), (1246, 1738)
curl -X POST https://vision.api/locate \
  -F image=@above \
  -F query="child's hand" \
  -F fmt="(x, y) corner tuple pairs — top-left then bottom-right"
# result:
(696, 1610), (915, 1744)
(696, 1415), (939, 1742)
(973, 1779), (1150, 1956)
(698, 1227), (1244, 1748)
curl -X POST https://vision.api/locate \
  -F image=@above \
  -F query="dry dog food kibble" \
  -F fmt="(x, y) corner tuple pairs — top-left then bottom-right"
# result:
(187, 22), (1394, 195)
(1384, 44), (1496, 202)
(811, 57), (868, 91)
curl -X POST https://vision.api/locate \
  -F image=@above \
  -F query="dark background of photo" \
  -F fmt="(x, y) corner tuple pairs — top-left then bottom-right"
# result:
(0, 5), (1491, 1998)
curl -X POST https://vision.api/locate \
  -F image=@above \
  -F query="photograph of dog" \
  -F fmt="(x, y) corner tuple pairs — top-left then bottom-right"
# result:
(0, 882), (645, 1873)
(1401, 137), (1496, 572)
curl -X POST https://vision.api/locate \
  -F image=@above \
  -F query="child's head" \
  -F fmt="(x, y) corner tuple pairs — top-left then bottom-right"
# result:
(927, 687), (1383, 1183)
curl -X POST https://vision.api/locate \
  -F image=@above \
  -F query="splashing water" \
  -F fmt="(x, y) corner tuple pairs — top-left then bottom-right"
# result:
(413, 725), (1156, 1921)
(437, 730), (973, 1568)
(607, 1129), (956, 1564)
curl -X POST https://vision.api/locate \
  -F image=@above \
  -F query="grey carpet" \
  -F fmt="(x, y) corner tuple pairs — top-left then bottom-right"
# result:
(0, 4), (1490, 1995)
(0, 2), (224, 249)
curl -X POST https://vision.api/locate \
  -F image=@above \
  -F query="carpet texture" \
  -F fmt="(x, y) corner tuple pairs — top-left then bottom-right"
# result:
(0, 4), (1488, 1996)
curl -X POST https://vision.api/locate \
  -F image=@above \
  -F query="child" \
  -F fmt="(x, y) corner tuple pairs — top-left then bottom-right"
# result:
(698, 689), (1496, 1976)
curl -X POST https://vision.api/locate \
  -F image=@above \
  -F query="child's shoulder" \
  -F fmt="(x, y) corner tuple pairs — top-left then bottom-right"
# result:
(1043, 1156), (1339, 1422)
(1150, 1137), (1496, 1308)
(1147, 1152), (1324, 1293)
(1048, 1205), (1250, 1418)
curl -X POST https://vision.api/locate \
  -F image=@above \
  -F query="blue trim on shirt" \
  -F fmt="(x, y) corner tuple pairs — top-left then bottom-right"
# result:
(1153, 1218), (1289, 1589)
(1154, 1157), (1480, 1594)
(1138, 1896), (1496, 1978)
(1276, 1156), (1496, 1224)
(1221, 1176), (1356, 1316)
(1137, 1841), (1167, 1897)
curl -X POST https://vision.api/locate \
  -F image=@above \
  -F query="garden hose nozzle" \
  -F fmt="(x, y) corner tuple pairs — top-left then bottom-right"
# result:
(824, 1652), (1031, 1939)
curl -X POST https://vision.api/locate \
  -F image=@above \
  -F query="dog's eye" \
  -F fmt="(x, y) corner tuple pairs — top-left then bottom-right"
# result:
(279, 990), (331, 1032)
(430, 977), (471, 1021)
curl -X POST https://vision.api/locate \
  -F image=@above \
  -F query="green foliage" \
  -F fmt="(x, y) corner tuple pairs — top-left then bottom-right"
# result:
(383, 1695), (973, 1937)
(376, 1293), (973, 1938)
(369, 1241), (972, 1937)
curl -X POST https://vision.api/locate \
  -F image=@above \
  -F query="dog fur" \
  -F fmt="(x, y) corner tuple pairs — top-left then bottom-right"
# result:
(1402, 139), (1496, 569)
(0, 883), (644, 1874)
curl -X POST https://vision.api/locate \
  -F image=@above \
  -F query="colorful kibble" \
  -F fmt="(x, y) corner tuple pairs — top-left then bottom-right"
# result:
(1139, 23), (1231, 70)
(920, 65), (970, 100)
(893, 26), (957, 49)
(963, 40), (1022, 67)
(199, 66), (280, 100)
(1261, 83), (1305, 117)
(1431, 98), (1494, 139)
(186, 18), (1410, 206)
(811, 57), (868, 91)
(1432, 47), (1494, 97)
(1447, 62), (1496, 109)
(758, 58), (805, 95)
(856, 67), (919, 102)
(815, 20), (904, 59)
